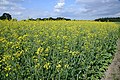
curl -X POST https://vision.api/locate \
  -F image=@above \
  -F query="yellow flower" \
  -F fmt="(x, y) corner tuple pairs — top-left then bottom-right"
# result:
(36, 47), (44, 55)
(35, 63), (40, 69)
(45, 48), (49, 53)
(56, 64), (61, 72)
(56, 64), (61, 68)
(34, 59), (38, 63)
(45, 54), (48, 56)
(57, 36), (60, 39)
(43, 58), (46, 60)
(4, 65), (11, 71)
(64, 64), (69, 68)
(70, 51), (80, 56)
(14, 50), (23, 58)
(3, 55), (11, 61)
(63, 36), (67, 40)
(6, 73), (8, 77)
(0, 37), (7, 42)
(43, 62), (50, 70)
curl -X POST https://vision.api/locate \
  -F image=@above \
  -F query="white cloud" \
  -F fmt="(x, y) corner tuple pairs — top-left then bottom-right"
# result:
(76, 0), (96, 3)
(0, 0), (25, 18)
(0, 0), (120, 20)
(53, 0), (120, 19)
(115, 13), (120, 16)
(54, 0), (65, 12)
(59, 0), (120, 19)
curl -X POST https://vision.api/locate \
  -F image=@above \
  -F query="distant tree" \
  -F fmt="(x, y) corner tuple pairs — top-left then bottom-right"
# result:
(48, 17), (55, 20)
(28, 18), (35, 21)
(24, 17), (71, 21)
(56, 17), (65, 20)
(95, 17), (120, 22)
(0, 13), (12, 20)
(12, 18), (17, 21)
(36, 18), (42, 21)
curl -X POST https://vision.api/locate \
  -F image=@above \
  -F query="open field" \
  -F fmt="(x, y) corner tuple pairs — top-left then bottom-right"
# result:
(119, 25), (120, 38)
(0, 20), (119, 80)
(101, 23), (120, 80)
(102, 39), (120, 80)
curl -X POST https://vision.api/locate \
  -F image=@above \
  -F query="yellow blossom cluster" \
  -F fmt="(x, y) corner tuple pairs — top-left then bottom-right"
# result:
(0, 20), (119, 80)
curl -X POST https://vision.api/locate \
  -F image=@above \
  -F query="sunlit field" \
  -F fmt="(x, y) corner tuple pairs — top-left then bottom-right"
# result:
(115, 22), (120, 38)
(0, 20), (119, 80)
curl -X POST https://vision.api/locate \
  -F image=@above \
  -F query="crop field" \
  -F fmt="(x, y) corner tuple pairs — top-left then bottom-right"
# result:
(0, 20), (119, 80)
(118, 23), (120, 38)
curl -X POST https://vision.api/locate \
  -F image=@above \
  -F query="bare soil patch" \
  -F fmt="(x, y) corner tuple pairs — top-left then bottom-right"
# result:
(102, 39), (120, 80)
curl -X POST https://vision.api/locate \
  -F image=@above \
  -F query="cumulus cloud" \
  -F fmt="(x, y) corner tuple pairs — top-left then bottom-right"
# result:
(58, 0), (120, 19)
(0, 0), (120, 20)
(0, 0), (25, 18)
(54, 0), (65, 12)
(75, 0), (120, 17)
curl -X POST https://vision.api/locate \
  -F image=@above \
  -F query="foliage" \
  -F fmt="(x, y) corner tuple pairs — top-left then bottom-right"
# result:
(11, 18), (17, 21)
(118, 26), (120, 38)
(0, 13), (12, 20)
(27, 17), (71, 21)
(95, 17), (120, 22)
(0, 20), (119, 80)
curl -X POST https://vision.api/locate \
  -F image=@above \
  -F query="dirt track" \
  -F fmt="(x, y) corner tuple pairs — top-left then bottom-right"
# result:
(102, 39), (120, 80)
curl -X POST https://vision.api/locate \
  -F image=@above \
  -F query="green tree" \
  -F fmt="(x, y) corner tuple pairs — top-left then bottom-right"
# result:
(0, 13), (12, 20)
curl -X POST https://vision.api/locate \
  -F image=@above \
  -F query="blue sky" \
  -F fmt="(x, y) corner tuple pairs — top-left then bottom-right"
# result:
(0, 0), (120, 20)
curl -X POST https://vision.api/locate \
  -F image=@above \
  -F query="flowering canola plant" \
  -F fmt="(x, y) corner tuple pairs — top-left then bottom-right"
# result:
(0, 20), (119, 80)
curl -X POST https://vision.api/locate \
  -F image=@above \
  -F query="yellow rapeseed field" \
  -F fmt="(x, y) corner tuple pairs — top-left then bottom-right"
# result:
(0, 20), (119, 80)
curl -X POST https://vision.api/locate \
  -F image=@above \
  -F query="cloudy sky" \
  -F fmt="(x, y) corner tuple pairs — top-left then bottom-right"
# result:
(0, 0), (120, 20)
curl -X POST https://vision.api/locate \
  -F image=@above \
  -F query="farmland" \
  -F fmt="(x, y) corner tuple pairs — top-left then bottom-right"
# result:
(0, 20), (119, 80)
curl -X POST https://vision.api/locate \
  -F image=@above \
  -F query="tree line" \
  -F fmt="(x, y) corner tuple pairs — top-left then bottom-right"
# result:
(26, 17), (71, 21)
(94, 17), (120, 22)
(0, 13), (120, 22)
(0, 13), (71, 21)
